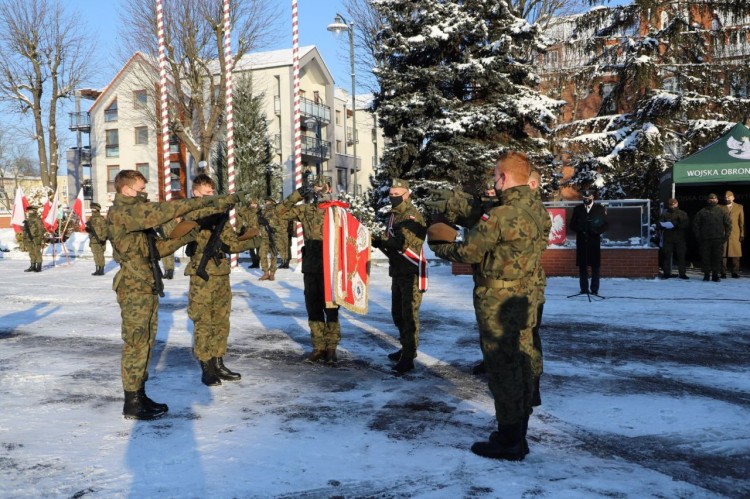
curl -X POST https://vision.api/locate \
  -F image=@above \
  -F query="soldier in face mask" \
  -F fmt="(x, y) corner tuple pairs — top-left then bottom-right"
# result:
(569, 189), (608, 295)
(371, 178), (427, 374)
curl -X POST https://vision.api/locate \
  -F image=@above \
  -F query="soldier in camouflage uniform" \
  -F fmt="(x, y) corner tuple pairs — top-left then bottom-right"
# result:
(159, 218), (179, 279)
(236, 200), (261, 268)
(694, 192), (731, 282)
(258, 198), (281, 281)
(184, 174), (262, 386)
(22, 206), (45, 272)
(86, 202), (108, 276)
(430, 151), (546, 461)
(276, 177), (341, 364)
(372, 178), (427, 374)
(107, 169), (240, 420)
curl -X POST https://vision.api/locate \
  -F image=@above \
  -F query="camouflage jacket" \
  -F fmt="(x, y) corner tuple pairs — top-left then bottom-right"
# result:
(693, 204), (731, 241)
(184, 207), (262, 277)
(236, 204), (260, 234)
(107, 193), (232, 293)
(382, 199), (427, 277)
(529, 189), (551, 299)
(22, 213), (45, 246)
(445, 192), (498, 228)
(86, 213), (109, 246)
(433, 185), (545, 282)
(659, 208), (689, 244)
(276, 189), (326, 273)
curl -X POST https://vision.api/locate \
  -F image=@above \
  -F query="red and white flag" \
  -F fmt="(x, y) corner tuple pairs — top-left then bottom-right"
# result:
(10, 187), (28, 233)
(43, 189), (59, 232)
(71, 188), (87, 231)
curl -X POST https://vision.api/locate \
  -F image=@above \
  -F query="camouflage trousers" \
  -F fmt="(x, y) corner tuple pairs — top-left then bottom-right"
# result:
(27, 244), (43, 264)
(259, 237), (277, 272)
(90, 243), (106, 268)
(391, 274), (423, 359)
(188, 274), (232, 361)
(525, 283), (546, 407)
(473, 285), (535, 425)
(303, 273), (339, 349)
(162, 254), (175, 272)
(117, 288), (159, 392)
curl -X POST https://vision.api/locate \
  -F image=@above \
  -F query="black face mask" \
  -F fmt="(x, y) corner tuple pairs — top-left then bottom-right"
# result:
(390, 195), (404, 208)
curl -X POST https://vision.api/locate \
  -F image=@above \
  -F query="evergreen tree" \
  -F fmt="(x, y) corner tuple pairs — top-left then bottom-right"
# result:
(371, 0), (562, 216)
(551, 1), (750, 201)
(215, 75), (278, 201)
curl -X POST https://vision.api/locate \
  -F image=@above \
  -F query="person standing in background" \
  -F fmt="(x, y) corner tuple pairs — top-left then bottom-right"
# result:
(569, 190), (608, 295)
(722, 191), (744, 278)
(86, 202), (108, 276)
(659, 198), (690, 280)
(694, 193), (731, 282)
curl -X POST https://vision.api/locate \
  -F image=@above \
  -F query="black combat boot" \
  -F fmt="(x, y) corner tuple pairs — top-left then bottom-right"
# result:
(34, 263), (42, 272)
(491, 417), (530, 456)
(472, 360), (486, 375)
(98, 266), (105, 275)
(92, 266), (101, 276)
(199, 360), (222, 386)
(325, 347), (338, 366)
(24, 263), (35, 272)
(472, 422), (525, 461)
(703, 273), (710, 281)
(137, 386), (169, 413)
(393, 356), (415, 374)
(712, 273), (721, 282)
(387, 349), (402, 361)
(279, 260), (289, 269)
(212, 357), (241, 381)
(123, 390), (168, 420)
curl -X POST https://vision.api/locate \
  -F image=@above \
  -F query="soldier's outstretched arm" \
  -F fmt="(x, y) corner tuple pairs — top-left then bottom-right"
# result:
(220, 220), (262, 253)
(120, 194), (239, 233)
(432, 210), (502, 264)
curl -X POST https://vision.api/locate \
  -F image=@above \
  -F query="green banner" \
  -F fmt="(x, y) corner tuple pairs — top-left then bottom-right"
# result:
(673, 123), (750, 184)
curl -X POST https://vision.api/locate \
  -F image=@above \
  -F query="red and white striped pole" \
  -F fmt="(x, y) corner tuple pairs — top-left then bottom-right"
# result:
(157, 0), (171, 201)
(223, 0), (238, 267)
(292, 0), (304, 260)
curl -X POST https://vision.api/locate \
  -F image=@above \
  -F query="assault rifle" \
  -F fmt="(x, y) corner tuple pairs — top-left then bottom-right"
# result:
(144, 229), (165, 297)
(85, 220), (104, 245)
(258, 214), (277, 256)
(196, 210), (230, 281)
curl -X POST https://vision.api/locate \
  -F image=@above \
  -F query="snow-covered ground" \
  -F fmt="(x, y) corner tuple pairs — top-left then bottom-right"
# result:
(1, 232), (748, 498)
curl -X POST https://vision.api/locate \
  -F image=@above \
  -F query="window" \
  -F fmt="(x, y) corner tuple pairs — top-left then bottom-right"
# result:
(313, 90), (320, 104)
(660, 11), (669, 29)
(105, 99), (118, 122)
(135, 126), (149, 145)
(106, 129), (119, 158)
(371, 128), (377, 143)
(170, 161), (181, 192)
(336, 140), (342, 153)
(107, 166), (119, 192)
(662, 77), (678, 93)
(136, 163), (150, 180)
(600, 83), (616, 113)
(170, 135), (180, 153)
(335, 110), (341, 125)
(337, 168), (347, 192)
(133, 90), (148, 108)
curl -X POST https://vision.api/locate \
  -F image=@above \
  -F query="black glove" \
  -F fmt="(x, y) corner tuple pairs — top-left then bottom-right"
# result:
(423, 188), (455, 214)
(371, 236), (383, 249)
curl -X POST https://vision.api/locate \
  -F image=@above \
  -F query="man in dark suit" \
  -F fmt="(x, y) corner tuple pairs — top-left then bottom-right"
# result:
(569, 189), (608, 295)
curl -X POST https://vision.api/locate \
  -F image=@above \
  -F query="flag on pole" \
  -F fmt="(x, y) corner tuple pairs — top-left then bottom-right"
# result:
(10, 187), (28, 233)
(72, 188), (87, 231)
(43, 189), (59, 232)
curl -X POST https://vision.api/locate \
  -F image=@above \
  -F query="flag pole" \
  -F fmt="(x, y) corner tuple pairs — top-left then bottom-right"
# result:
(157, 0), (171, 202)
(292, 0), (304, 264)
(223, 0), (238, 267)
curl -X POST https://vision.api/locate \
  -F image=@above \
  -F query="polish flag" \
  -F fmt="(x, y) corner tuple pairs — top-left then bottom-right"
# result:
(10, 187), (28, 233)
(71, 188), (87, 231)
(43, 189), (59, 232)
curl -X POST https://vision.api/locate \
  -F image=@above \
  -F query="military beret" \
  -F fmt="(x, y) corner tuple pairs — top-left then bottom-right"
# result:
(707, 193), (718, 200)
(169, 220), (199, 239)
(90, 202), (101, 210)
(392, 178), (410, 190)
(427, 222), (458, 244)
(581, 189), (594, 198)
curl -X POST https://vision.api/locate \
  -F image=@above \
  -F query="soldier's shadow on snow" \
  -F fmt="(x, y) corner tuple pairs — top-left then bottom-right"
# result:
(0, 302), (61, 338)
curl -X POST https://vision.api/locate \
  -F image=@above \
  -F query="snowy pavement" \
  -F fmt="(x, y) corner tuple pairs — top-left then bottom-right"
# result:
(0, 251), (749, 498)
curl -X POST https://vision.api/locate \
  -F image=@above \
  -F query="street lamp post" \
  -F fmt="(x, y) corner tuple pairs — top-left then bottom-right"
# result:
(327, 13), (357, 198)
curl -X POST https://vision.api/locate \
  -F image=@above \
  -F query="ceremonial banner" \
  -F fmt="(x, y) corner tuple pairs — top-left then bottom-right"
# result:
(11, 187), (27, 233)
(322, 201), (370, 314)
(547, 208), (567, 245)
(71, 188), (87, 231)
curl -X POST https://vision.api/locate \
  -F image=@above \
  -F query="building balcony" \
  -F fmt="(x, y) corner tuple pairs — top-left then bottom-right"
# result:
(69, 112), (91, 132)
(334, 153), (361, 172)
(300, 97), (331, 125)
(70, 146), (92, 165)
(301, 135), (331, 160)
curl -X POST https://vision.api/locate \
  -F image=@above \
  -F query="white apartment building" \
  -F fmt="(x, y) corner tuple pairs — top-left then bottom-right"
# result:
(67, 46), (384, 209)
